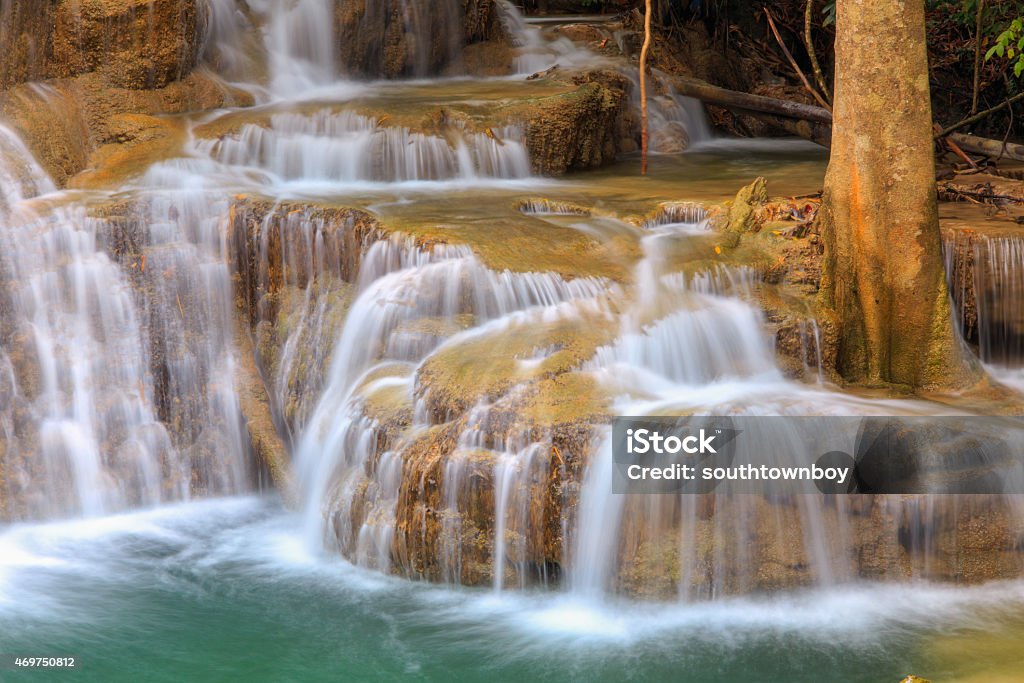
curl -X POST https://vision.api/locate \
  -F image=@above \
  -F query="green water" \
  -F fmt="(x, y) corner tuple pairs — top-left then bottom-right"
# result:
(1, 497), (1021, 682)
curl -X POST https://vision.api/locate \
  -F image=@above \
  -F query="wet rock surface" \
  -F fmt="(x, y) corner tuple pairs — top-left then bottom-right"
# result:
(0, 69), (251, 187)
(335, 0), (507, 79)
(508, 73), (632, 175)
(50, 0), (202, 89)
(1, 0), (202, 92)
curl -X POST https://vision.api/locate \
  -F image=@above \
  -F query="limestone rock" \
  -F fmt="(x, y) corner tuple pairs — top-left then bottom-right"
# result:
(1, 0), (203, 93)
(0, 0), (60, 91)
(0, 71), (251, 186)
(51, 0), (202, 89)
(335, 0), (469, 79)
(506, 75), (632, 176)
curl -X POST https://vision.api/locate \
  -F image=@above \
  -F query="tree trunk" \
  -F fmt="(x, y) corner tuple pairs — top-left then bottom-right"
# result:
(818, 0), (972, 388)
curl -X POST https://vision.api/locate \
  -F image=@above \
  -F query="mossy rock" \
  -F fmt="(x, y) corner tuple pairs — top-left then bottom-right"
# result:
(417, 307), (617, 420)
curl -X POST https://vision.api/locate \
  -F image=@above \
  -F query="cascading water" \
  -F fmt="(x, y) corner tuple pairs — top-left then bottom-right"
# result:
(248, 0), (338, 96)
(291, 233), (612, 560)
(0, 125), (249, 519)
(200, 0), (264, 86)
(3, 2), (1024, 680)
(566, 215), (969, 598)
(945, 231), (1024, 367)
(497, 1), (712, 152)
(198, 110), (531, 184)
(1, 0), (1019, 619)
(618, 68), (714, 153)
(497, 0), (602, 74)
(1, 128), (157, 518)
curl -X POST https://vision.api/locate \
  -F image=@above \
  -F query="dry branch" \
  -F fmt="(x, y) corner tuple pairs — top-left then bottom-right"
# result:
(764, 7), (832, 111)
(937, 91), (1024, 137)
(804, 0), (832, 104)
(640, 0), (652, 175)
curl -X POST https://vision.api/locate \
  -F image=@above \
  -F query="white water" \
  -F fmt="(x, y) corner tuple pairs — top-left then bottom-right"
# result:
(291, 236), (612, 558)
(1, 495), (1021, 681)
(0, 128), (168, 518)
(499, 1), (603, 75)
(259, 0), (337, 96)
(500, 1), (713, 152)
(945, 232), (1024, 366)
(198, 110), (531, 184)
(2, 0), (1021, 614)
(0, 123), (254, 519)
(0, 494), (1011, 634)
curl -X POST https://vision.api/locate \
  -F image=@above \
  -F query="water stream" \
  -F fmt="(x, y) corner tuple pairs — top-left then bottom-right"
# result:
(1, 1), (1023, 680)
(0, 496), (1020, 682)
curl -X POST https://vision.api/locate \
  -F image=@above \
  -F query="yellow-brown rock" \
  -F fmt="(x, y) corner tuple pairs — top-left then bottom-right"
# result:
(50, 0), (201, 89)
(0, 71), (251, 186)
(2, 0), (203, 93)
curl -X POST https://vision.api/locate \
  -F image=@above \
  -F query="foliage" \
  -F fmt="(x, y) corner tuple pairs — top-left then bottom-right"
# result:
(985, 17), (1024, 78)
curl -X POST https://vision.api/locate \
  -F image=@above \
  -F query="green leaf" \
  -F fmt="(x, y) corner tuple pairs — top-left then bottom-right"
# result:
(1016, 59), (1024, 78)
(822, 2), (836, 27)
(987, 45), (999, 60)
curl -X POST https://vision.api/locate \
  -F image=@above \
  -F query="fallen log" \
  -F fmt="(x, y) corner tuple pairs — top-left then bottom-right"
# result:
(946, 133), (1024, 163)
(740, 112), (833, 147)
(672, 78), (833, 124)
(673, 77), (1024, 162)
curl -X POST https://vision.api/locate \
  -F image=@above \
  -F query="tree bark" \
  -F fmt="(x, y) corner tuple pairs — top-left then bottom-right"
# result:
(818, 0), (971, 388)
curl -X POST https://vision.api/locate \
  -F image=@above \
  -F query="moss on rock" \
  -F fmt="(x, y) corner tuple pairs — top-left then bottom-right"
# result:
(504, 76), (631, 176)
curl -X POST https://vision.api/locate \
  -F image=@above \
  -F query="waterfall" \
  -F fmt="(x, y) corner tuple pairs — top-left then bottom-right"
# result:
(1, 126), (165, 519)
(496, 1), (599, 74)
(0, 123), (252, 520)
(199, 110), (532, 184)
(945, 231), (1024, 367)
(245, 0), (338, 97)
(496, 1), (712, 152)
(647, 83), (714, 152)
(618, 69), (714, 153)
(200, 0), (264, 85)
(0, 124), (54, 209)
(238, 0), (469, 92)
(292, 233), (611, 559)
(563, 217), (982, 599)
(3, 0), (1018, 607)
